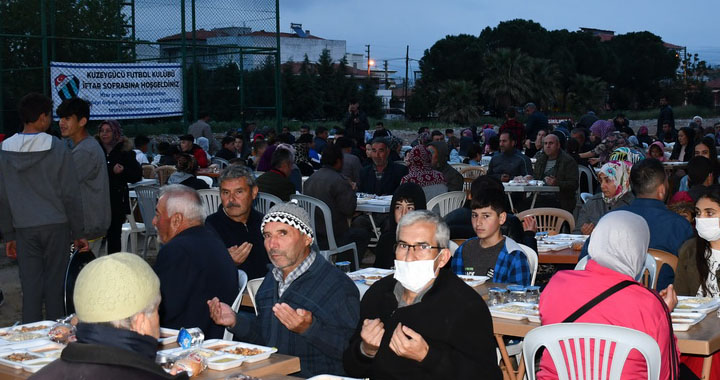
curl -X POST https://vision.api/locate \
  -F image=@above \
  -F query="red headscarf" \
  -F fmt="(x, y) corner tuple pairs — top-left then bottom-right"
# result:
(401, 145), (445, 187)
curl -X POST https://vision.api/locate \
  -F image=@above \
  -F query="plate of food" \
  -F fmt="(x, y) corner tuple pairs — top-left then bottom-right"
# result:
(490, 302), (540, 321)
(675, 297), (720, 313)
(537, 242), (572, 252)
(0, 351), (43, 369)
(220, 342), (278, 363)
(671, 311), (707, 331)
(348, 268), (394, 283)
(458, 275), (489, 287)
(0, 321), (56, 345)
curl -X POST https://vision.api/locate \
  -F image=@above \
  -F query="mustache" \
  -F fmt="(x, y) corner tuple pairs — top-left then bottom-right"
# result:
(225, 202), (241, 208)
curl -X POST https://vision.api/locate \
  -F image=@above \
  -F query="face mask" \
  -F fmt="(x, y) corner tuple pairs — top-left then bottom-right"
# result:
(697, 217), (720, 242)
(394, 253), (440, 293)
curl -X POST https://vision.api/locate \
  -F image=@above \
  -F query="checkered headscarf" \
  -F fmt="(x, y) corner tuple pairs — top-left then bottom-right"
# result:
(261, 201), (314, 243)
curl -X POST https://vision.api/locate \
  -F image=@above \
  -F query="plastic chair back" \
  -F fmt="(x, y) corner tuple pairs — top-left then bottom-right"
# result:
(224, 270), (249, 341)
(523, 323), (661, 380)
(575, 256), (589, 270)
(197, 175), (214, 188)
(518, 243), (539, 286)
(142, 164), (156, 179)
(427, 191), (466, 218)
(64, 249), (96, 315)
(254, 192), (283, 215)
(246, 278), (264, 316)
(578, 165), (595, 195)
(648, 249), (678, 290)
(212, 157), (230, 169)
(155, 165), (177, 186)
(580, 192), (594, 204)
(197, 188), (220, 218)
(637, 253), (657, 289)
(460, 166), (485, 179)
(135, 186), (160, 236)
(290, 194), (359, 270)
(517, 207), (575, 233)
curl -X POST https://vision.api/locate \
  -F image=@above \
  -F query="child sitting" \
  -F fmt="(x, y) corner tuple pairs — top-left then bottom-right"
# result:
(451, 191), (531, 286)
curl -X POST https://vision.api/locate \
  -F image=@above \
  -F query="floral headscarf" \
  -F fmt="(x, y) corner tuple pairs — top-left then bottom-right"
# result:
(401, 145), (445, 187)
(590, 120), (615, 140)
(609, 147), (644, 164)
(598, 160), (632, 204)
(417, 132), (431, 146)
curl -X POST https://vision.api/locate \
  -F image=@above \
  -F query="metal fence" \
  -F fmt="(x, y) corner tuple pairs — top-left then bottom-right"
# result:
(0, 0), (280, 135)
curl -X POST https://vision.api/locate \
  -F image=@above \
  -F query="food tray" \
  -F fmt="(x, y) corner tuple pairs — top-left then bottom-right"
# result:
(158, 327), (180, 345)
(348, 268), (394, 283)
(215, 342), (277, 363)
(490, 302), (540, 321)
(676, 296), (720, 313)
(537, 242), (572, 252)
(156, 346), (221, 360)
(0, 321), (56, 345)
(544, 234), (589, 242)
(671, 311), (707, 332)
(458, 275), (489, 287)
(206, 354), (245, 371)
(21, 357), (57, 373)
(0, 351), (43, 369)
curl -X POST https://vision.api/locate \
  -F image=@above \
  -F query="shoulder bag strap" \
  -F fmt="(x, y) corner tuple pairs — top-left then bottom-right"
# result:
(562, 280), (638, 323)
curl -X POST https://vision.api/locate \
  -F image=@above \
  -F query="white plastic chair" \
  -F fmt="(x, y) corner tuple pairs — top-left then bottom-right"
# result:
(426, 191), (466, 218)
(224, 270), (249, 341)
(523, 323), (661, 380)
(519, 243), (539, 286)
(246, 278), (264, 316)
(448, 240), (459, 255)
(578, 165), (595, 194)
(290, 194), (360, 270)
(254, 192), (283, 215)
(197, 175), (214, 188)
(134, 186), (161, 257)
(575, 256), (589, 270)
(580, 192), (594, 204)
(197, 188), (221, 218)
(211, 157), (230, 170)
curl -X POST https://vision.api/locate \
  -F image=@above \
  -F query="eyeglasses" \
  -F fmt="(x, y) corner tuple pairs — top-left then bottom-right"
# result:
(394, 242), (443, 254)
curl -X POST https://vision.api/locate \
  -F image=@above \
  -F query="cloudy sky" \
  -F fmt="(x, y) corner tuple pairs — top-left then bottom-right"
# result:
(137, 0), (720, 74)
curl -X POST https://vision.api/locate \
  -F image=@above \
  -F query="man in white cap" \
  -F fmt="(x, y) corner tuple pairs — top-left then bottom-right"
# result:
(31, 253), (184, 379)
(208, 201), (360, 378)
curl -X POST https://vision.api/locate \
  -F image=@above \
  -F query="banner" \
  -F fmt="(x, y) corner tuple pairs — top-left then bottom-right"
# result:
(50, 61), (183, 120)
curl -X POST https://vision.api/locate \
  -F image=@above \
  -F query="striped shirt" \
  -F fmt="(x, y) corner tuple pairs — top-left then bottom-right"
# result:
(272, 251), (316, 297)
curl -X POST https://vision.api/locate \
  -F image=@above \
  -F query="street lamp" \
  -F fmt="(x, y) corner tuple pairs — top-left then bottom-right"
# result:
(367, 59), (375, 76)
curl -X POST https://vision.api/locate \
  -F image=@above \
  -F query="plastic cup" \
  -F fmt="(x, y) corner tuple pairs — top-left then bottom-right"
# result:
(488, 287), (507, 306)
(335, 261), (351, 273)
(525, 285), (541, 304)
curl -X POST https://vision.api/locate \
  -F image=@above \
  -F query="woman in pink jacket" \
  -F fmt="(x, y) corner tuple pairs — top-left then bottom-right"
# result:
(538, 211), (679, 380)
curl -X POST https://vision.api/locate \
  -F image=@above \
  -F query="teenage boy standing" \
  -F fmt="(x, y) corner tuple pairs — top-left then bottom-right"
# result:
(0, 93), (88, 322)
(58, 97), (110, 255)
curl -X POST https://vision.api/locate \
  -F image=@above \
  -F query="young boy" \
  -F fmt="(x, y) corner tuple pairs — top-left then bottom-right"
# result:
(0, 93), (88, 322)
(451, 191), (530, 286)
(57, 97), (110, 255)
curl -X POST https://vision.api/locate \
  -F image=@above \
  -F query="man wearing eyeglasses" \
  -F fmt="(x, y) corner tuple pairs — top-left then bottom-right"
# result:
(343, 210), (502, 379)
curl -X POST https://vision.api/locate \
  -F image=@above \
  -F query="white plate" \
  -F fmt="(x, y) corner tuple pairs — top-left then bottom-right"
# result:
(676, 297), (720, 313)
(537, 242), (571, 252)
(158, 327), (180, 346)
(206, 354), (245, 371)
(544, 234), (589, 242)
(0, 351), (43, 369)
(0, 321), (56, 345)
(490, 302), (540, 321)
(458, 275), (489, 287)
(671, 311), (706, 331)
(219, 342), (278, 363)
(21, 357), (57, 373)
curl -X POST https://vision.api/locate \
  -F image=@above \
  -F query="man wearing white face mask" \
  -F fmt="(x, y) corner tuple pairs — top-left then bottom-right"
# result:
(343, 210), (502, 379)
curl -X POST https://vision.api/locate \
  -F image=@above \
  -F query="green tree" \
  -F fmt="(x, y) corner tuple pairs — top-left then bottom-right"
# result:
(435, 80), (480, 124)
(419, 34), (486, 88)
(480, 48), (533, 110)
(566, 74), (607, 115)
(479, 19), (552, 59)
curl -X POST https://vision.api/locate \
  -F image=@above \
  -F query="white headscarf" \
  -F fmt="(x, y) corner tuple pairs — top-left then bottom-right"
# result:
(588, 211), (649, 279)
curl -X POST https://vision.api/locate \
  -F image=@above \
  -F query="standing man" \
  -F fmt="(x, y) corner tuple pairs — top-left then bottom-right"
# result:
(343, 210), (502, 379)
(153, 185), (236, 339)
(57, 97), (111, 255)
(188, 112), (218, 154)
(0, 93), (88, 322)
(206, 165), (270, 280)
(208, 202), (360, 377)
(657, 96), (675, 133)
(533, 134), (578, 213)
(344, 99), (370, 147)
(499, 107), (526, 150)
(523, 102), (549, 143)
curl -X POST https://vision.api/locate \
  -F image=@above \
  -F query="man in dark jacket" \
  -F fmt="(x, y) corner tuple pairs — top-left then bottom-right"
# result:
(32, 253), (188, 380)
(533, 133), (579, 213)
(256, 147), (296, 201)
(427, 140), (463, 192)
(488, 131), (533, 182)
(343, 100), (370, 146)
(214, 135), (238, 161)
(343, 210), (502, 379)
(303, 145), (369, 266)
(153, 185), (236, 339)
(524, 102), (549, 142)
(358, 138), (408, 196)
(657, 96), (675, 132)
(205, 165), (270, 280)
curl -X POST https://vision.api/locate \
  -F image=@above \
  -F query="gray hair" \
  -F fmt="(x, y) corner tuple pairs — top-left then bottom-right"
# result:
(109, 294), (161, 330)
(219, 164), (257, 188)
(160, 184), (204, 223)
(396, 210), (450, 249)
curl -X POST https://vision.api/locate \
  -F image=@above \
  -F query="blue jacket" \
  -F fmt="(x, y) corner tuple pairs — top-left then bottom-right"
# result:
(228, 254), (360, 377)
(451, 236), (531, 286)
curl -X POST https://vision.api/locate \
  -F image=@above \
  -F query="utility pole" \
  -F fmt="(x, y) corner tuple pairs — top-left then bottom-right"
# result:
(404, 45), (409, 115)
(383, 60), (388, 89)
(366, 44), (371, 77)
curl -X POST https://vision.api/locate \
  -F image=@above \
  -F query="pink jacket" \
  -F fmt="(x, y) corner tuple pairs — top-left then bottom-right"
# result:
(538, 260), (679, 380)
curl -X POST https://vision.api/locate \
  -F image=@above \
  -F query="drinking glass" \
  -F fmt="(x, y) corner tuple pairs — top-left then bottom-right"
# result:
(525, 286), (541, 304)
(488, 288), (507, 306)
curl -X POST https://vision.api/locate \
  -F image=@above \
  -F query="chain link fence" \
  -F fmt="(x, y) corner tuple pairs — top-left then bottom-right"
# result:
(0, 0), (280, 135)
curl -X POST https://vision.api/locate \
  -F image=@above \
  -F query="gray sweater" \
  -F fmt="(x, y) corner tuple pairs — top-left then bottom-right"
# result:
(573, 191), (635, 234)
(0, 133), (85, 240)
(72, 137), (111, 240)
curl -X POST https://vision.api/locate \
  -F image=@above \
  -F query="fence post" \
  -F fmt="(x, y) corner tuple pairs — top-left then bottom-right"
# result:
(274, 0), (282, 132)
(180, 0), (187, 124)
(0, 2), (4, 133)
(40, 0), (49, 96)
(239, 49), (245, 129)
(191, 0), (197, 122)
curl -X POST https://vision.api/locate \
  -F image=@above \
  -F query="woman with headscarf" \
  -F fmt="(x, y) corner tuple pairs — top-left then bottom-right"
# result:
(609, 146), (645, 164)
(538, 211), (679, 380)
(670, 126), (696, 162)
(481, 127), (497, 156)
(373, 183), (426, 269)
(580, 120), (629, 166)
(573, 161), (634, 235)
(96, 120), (142, 254)
(293, 134), (316, 176)
(458, 128), (475, 157)
(648, 141), (667, 162)
(167, 153), (209, 190)
(637, 125), (654, 147)
(401, 145), (447, 201)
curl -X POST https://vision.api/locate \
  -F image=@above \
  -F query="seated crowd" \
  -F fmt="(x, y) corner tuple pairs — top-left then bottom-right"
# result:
(3, 93), (720, 380)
